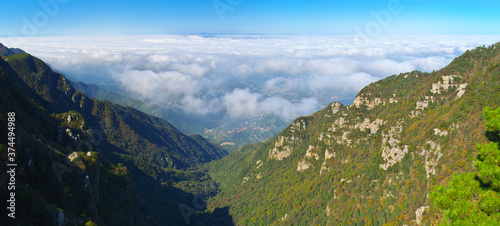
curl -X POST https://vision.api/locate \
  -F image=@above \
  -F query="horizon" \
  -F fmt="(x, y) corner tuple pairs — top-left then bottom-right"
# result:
(1, 0), (500, 37)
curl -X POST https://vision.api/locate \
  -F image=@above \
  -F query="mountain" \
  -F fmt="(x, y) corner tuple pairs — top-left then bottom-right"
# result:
(0, 46), (229, 225)
(0, 43), (24, 57)
(207, 42), (500, 225)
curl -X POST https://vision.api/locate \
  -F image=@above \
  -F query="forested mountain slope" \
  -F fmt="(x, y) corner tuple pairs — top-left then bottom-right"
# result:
(0, 46), (228, 225)
(208, 42), (500, 225)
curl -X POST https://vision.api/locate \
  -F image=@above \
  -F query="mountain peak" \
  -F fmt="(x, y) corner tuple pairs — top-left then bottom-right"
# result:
(0, 43), (25, 57)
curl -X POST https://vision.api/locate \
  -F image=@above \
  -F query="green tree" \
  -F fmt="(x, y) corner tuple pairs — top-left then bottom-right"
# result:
(431, 107), (500, 224)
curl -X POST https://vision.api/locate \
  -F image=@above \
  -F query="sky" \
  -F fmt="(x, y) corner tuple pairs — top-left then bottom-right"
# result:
(0, 0), (499, 36)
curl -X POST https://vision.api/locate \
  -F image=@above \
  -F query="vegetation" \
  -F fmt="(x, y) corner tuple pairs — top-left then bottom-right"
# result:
(207, 42), (500, 225)
(431, 107), (500, 224)
(0, 46), (228, 225)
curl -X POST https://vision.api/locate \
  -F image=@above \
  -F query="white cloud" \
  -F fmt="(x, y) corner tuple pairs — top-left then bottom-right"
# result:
(363, 59), (416, 76)
(113, 69), (201, 103)
(223, 88), (319, 120)
(223, 88), (260, 118)
(3, 34), (499, 119)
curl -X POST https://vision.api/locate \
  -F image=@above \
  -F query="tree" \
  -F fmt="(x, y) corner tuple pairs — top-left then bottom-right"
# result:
(431, 107), (500, 224)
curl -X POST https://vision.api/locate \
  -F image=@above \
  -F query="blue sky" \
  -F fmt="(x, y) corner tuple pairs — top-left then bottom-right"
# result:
(1, 0), (499, 36)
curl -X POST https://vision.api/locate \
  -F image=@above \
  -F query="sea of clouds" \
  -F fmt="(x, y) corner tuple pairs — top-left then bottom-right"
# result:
(3, 35), (499, 120)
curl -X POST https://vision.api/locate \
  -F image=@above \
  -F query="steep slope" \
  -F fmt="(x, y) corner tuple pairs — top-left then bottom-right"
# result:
(5, 52), (227, 168)
(0, 46), (229, 225)
(0, 53), (140, 225)
(208, 42), (500, 225)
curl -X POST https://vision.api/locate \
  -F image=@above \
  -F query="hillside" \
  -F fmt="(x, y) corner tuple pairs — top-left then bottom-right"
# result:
(0, 46), (228, 225)
(207, 43), (500, 225)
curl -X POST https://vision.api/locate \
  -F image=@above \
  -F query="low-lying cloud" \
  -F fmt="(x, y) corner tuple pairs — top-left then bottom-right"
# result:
(3, 34), (499, 120)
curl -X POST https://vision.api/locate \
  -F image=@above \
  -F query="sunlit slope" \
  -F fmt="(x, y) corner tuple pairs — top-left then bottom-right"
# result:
(208, 43), (500, 225)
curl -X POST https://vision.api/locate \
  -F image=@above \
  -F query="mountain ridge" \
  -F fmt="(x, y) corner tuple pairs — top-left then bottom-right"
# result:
(0, 44), (229, 225)
(207, 42), (500, 225)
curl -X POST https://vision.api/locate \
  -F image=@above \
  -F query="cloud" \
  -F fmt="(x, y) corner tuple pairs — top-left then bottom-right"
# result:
(223, 88), (260, 118)
(3, 34), (499, 120)
(113, 69), (201, 103)
(223, 88), (319, 120)
(179, 95), (223, 116)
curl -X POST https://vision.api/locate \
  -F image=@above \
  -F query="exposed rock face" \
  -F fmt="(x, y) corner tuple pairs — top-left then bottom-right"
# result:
(256, 160), (263, 169)
(354, 118), (385, 135)
(320, 149), (335, 175)
(456, 83), (468, 98)
(326, 205), (331, 217)
(410, 110), (422, 118)
(353, 94), (398, 110)
(320, 162), (328, 175)
(305, 145), (320, 160)
(433, 128), (448, 136)
(379, 123), (409, 170)
(338, 131), (351, 146)
(269, 119), (306, 160)
(415, 206), (429, 225)
(290, 119), (307, 132)
(324, 149), (335, 160)
(328, 117), (347, 132)
(430, 75), (468, 99)
(324, 102), (343, 117)
(281, 213), (288, 221)
(297, 159), (312, 171)
(65, 128), (80, 143)
(416, 101), (429, 110)
(68, 152), (80, 162)
(352, 96), (383, 109)
(431, 75), (458, 94)
(421, 141), (443, 179)
(268, 135), (300, 160)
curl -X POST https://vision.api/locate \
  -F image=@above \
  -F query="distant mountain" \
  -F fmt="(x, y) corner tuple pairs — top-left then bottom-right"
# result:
(208, 43), (500, 225)
(0, 43), (24, 57)
(0, 46), (229, 225)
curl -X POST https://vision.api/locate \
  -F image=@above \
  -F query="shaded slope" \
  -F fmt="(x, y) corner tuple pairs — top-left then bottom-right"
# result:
(0, 46), (229, 225)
